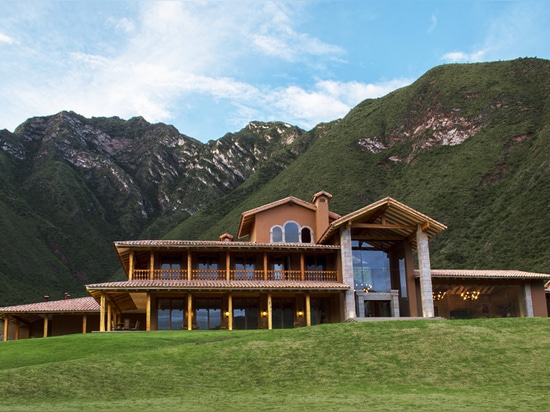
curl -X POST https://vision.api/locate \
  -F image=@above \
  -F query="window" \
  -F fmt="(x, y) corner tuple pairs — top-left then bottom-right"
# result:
(161, 257), (181, 280)
(195, 298), (221, 330)
(198, 255), (219, 279)
(284, 222), (300, 243)
(352, 241), (391, 292)
(157, 298), (185, 330)
(271, 226), (283, 242)
(270, 221), (314, 243)
(235, 257), (255, 280)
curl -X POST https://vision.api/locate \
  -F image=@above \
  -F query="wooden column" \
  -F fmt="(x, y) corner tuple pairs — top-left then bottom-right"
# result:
(146, 293), (151, 331)
(267, 293), (273, 330)
(263, 253), (268, 280)
(82, 315), (87, 334)
(41, 316), (48, 338)
(187, 253), (192, 280)
(107, 304), (112, 331)
(149, 251), (155, 280)
(226, 251), (231, 280)
(128, 250), (134, 280)
(100, 292), (106, 332)
(227, 294), (233, 331)
(187, 293), (193, 330)
(305, 293), (311, 326)
(3, 316), (8, 341)
(300, 253), (305, 281)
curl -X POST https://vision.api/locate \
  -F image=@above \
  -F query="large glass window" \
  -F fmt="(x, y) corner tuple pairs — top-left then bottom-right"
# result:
(233, 298), (259, 330)
(157, 298), (185, 330)
(161, 257), (181, 280)
(272, 298), (295, 329)
(352, 241), (391, 292)
(195, 298), (221, 330)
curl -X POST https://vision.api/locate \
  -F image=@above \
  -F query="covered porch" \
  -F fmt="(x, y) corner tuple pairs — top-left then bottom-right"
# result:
(86, 280), (348, 332)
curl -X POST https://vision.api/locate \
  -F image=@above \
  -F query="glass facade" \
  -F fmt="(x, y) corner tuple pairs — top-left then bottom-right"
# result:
(352, 241), (391, 292)
(157, 298), (185, 330)
(432, 283), (524, 319)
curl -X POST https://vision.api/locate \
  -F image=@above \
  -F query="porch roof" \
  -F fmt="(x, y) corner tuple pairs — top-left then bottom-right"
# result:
(418, 269), (550, 280)
(86, 279), (349, 293)
(0, 297), (99, 324)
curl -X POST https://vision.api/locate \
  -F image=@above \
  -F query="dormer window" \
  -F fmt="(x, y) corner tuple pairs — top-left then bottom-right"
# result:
(270, 221), (313, 243)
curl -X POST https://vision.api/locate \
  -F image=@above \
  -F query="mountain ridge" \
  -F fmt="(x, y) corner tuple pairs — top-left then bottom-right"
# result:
(1, 57), (549, 305)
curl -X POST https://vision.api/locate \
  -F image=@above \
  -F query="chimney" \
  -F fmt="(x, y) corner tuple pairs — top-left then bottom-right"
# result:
(311, 191), (332, 243)
(64, 292), (71, 300)
(44, 295), (50, 302)
(219, 233), (234, 242)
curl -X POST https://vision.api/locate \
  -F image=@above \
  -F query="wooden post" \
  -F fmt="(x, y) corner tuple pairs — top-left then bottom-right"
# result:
(226, 251), (231, 280)
(263, 253), (268, 280)
(149, 251), (155, 280)
(300, 253), (305, 281)
(187, 293), (193, 330)
(43, 316), (48, 338)
(187, 253), (192, 280)
(3, 316), (8, 341)
(82, 314), (87, 334)
(146, 293), (151, 331)
(267, 294), (273, 330)
(128, 250), (134, 280)
(100, 292), (106, 332)
(228, 294), (233, 331)
(305, 293), (311, 327)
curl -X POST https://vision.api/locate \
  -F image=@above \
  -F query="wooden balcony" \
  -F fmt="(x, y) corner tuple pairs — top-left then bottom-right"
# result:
(132, 269), (338, 282)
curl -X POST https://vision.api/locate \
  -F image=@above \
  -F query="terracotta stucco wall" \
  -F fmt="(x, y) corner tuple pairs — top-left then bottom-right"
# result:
(252, 204), (317, 243)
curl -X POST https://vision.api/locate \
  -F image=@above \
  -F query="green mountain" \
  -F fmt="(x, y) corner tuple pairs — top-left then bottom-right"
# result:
(1, 57), (549, 305)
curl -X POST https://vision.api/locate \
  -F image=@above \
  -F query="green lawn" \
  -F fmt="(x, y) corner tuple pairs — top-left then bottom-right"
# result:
(1, 318), (549, 411)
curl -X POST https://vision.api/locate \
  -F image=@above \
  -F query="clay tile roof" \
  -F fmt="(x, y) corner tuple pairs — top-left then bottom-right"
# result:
(86, 279), (349, 292)
(417, 269), (550, 279)
(0, 296), (100, 314)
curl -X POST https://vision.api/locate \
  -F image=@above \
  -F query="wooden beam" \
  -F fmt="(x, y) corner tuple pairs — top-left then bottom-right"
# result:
(263, 252), (268, 280)
(128, 250), (134, 280)
(352, 223), (416, 230)
(300, 252), (305, 281)
(82, 314), (87, 334)
(187, 252), (192, 280)
(226, 251), (231, 280)
(352, 234), (407, 241)
(149, 251), (155, 280)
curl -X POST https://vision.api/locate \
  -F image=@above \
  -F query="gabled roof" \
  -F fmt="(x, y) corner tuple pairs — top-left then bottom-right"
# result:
(237, 196), (340, 239)
(318, 197), (447, 249)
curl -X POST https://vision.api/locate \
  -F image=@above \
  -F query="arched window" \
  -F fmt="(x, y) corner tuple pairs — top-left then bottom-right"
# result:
(270, 222), (314, 243)
(284, 222), (300, 243)
(271, 226), (283, 243)
(301, 227), (312, 243)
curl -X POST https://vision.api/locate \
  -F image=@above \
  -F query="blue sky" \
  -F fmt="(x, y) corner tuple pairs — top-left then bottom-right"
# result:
(1, 1), (549, 142)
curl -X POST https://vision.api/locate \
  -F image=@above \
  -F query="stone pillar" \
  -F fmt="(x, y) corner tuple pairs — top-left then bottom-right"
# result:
(340, 225), (356, 319)
(416, 225), (434, 317)
(390, 290), (400, 317)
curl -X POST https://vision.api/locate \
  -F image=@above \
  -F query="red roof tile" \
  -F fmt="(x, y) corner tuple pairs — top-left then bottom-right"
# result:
(416, 269), (550, 279)
(86, 279), (349, 291)
(0, 297), (99, 314)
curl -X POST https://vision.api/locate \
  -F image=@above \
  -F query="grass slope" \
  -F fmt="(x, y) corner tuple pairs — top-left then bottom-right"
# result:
(1, 318), (549, 411)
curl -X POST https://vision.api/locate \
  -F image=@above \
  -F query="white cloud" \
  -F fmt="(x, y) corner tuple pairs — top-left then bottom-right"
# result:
(0, 32), (15, 44)
(441, 50), (487, 63)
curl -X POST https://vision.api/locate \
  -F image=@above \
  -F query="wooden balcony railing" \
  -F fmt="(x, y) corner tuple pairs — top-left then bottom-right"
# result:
(132, 269), (338, 282)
